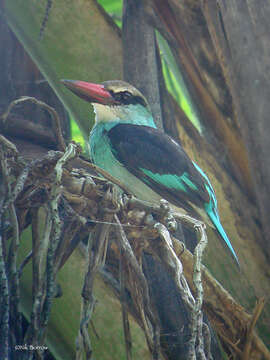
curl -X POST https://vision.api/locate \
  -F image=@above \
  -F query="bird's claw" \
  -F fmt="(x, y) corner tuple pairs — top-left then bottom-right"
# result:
(194, 221), (206, 231)
(159, 199), (177, 232)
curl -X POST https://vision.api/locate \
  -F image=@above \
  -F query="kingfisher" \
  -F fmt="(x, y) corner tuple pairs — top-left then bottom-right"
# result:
(61, 79), (239, 266)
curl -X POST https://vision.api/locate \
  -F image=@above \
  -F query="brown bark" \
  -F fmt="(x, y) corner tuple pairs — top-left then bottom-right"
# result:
(201, 0), (270, 259)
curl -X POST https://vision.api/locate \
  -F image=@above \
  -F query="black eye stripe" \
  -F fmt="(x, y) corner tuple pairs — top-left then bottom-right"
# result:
(113, 91), (131, 101)
(111, 91), (147, 107)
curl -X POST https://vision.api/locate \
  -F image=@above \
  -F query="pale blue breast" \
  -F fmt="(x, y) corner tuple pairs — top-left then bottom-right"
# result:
(89, 122), (161, 203)
(89, 122), (115, 170)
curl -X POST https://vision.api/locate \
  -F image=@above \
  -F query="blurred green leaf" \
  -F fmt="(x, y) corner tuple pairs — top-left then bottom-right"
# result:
(71, 117), (86, 150)
(97, 0), (122, 27)
(157, 32), (202, 132)
(5, 0), (123, 140)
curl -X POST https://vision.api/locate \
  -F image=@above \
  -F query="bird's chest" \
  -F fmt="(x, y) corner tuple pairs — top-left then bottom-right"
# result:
(90, 123), (128, 181)
(89, 124), (161, 203)
(89, 125), (112, 169)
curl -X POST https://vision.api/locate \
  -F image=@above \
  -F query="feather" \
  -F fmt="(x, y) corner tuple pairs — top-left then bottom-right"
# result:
(107, 123), (239, 265)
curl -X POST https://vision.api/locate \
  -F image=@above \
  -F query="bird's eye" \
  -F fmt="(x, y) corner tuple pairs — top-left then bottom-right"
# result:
(114, 91), (132, 102)
(121, 91), (131, 101)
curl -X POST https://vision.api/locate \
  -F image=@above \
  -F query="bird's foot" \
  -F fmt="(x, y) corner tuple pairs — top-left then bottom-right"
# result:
(159, 199), (177, 232)
(173, 212), (205, 231)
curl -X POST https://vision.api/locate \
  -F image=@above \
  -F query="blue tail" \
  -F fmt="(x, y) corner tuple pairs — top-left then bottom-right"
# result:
(207, 210), (240, 268)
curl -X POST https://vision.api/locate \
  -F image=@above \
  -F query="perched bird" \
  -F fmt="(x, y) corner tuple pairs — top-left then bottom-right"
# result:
(62, 79), (239, 265)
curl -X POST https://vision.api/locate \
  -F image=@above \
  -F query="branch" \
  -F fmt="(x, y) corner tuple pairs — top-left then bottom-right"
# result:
(114, 214), (161, 359)
(1, 96), (66, 151)
(2, 139), (269, 359)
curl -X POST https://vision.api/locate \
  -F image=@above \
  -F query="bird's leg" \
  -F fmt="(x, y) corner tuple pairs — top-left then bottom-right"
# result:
(126, 196), (177, 231)
(158, 199), (177, 232)
(174, 212), (205, 230)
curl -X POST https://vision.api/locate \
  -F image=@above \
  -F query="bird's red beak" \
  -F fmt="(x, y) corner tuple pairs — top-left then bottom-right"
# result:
(61, 79), (114, 105)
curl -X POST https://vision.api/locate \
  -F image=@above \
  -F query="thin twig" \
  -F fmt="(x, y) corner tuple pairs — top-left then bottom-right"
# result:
(0, 228), (9, 360)
(76, 191), (114, 359)
(153, 222), (195, 311)
(1, 165), (30, 217)
(0, 142), (22, 352)
(24, 208), (52, 349)
(7, 203), (22, 344)
(174, 211), (204, 229)
(39, 0), (53, 39)
(218, 332), (242, 356)
(0, 134), (18, 155)
(153, 211), (209, 359)
(188, 222), (208, 359)
(203, 323), (213, 360)
(119, 249), (132, 360)
(1, 96), (66, 151)
(22, 208), (48, 348)
(40, 143), (79, 341)
(242, 297), (265, 360)
(18, 251), (32, 279)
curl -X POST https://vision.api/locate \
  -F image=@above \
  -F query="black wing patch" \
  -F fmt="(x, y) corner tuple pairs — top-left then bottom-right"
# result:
(107, 123), (210, 211)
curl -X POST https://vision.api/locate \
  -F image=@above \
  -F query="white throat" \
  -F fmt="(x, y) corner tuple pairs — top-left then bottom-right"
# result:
(92, 103), (156, 127)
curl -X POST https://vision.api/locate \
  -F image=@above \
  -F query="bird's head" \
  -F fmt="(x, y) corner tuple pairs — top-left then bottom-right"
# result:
(61, 79), (155, 126)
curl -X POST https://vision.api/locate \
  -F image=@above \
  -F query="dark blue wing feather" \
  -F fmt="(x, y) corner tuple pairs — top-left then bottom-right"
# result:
(107, 123), (210, 215)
